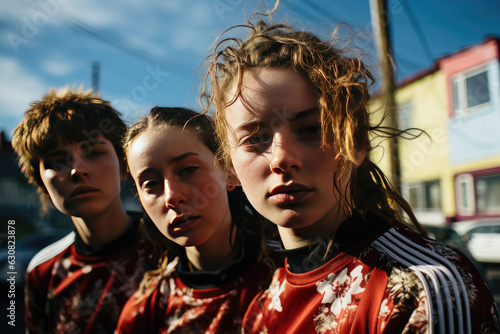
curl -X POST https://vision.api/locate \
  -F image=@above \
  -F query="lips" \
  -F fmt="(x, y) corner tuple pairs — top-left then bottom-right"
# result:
(267, 183), (312, 204)
(169, 215), (201, 232)
(70, 186), (99, 198)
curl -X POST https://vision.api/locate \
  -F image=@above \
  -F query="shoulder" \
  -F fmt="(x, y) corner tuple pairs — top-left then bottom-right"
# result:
(118, 257), (178, 331)
(26, 231), (75, 274)
(370, 226), (477, 274)
(116, 277), (163, 334)
(370, 227), (500, 333)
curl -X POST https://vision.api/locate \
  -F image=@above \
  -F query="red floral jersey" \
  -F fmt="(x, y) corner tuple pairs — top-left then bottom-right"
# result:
(115, 251), (278, 334)
(242, 227), (500, 334)
(24, 221), (153, 334)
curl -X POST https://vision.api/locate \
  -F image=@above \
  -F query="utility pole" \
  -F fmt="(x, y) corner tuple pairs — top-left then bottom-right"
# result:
(369, 0), (401, 193)
(91, 61), (100, 93)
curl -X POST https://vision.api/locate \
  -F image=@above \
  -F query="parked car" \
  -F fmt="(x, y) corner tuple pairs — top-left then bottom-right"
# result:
(424, 225), (471, 255)
(451, 218), (500, 264)
(423, 225), (490, 284)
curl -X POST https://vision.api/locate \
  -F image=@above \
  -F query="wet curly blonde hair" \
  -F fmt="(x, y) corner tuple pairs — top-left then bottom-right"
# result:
(201, 19), (425, 235)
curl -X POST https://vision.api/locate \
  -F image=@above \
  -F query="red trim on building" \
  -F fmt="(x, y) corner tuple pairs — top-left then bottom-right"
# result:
(454, 166), (500, 221)
(439, 38), (499, 76)
(395, 37), (500, 116)
(439, 37), (499, 117)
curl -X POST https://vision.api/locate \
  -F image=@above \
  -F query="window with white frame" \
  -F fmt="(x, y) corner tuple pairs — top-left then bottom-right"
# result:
(475, 173), (500, 214)
(456, 174), (475, 215)
(408, 180), (441, 212)
(452, 67), (490, 117)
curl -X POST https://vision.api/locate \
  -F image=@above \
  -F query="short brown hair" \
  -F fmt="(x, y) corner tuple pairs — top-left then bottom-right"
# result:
(12, 87), (127, 196)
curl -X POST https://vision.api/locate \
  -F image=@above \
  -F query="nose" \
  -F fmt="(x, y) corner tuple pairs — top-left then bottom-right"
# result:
(270, 132), (302, 174)
(164, 179), (187, 209)
(69, 156), (90, 181)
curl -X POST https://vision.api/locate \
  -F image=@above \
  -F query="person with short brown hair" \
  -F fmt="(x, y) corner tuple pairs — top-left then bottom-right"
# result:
(12, 87), (155, 333)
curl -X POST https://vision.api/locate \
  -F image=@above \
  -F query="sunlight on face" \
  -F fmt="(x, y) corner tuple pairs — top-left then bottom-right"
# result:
(126, 125), (232, 248)
(39, 136), (123, 219)
(224, 67), (347, 238)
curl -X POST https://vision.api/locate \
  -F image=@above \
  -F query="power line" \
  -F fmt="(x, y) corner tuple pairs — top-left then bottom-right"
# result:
(399, 0), (434, 62)
(19, 0), (179, 74)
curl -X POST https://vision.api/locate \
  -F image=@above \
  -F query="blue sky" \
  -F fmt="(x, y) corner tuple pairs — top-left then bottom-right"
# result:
(1, 0), (499, 140)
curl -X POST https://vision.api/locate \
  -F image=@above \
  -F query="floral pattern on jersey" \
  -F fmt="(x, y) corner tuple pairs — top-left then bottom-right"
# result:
(25, 231), (152, 334)
(46, 251), (146, 332)
(378, 267), (428, 333)
(240, 227), (500, 334)
(313, 265), (367, 333)
(267, 277), (286, 312)
(118, 255), (276, 334)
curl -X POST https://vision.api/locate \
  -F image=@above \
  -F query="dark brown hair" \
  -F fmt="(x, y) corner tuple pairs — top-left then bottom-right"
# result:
(123, 107), (274, 295)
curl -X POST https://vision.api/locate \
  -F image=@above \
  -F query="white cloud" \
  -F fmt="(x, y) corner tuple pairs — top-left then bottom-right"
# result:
(0, 56), (48, 120)
(40, 58), (75, 76)
(124, 34), (168, 60)
(0, 1), (34, 21)
(59, 0), (125, 28)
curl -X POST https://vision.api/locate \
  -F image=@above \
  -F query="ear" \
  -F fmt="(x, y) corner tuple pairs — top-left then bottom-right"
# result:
(226, 173), (240, 192)
(119, 160), (130, 182)
(225, 162), (241, 192)
(351, 148), (367, 167)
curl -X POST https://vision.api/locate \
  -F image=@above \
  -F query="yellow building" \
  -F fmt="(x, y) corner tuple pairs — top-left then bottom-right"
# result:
(370, 37), (500, 225)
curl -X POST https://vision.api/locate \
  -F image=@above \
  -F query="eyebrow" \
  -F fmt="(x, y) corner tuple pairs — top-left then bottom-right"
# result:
(168, 152), (199, 164)
(287, 107), (320, 121)
(43, 140), (108, 159)
(234, 107), (320, 133)
(136, 152), (200, 179)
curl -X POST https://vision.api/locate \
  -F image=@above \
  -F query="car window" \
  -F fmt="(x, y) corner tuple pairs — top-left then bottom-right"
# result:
(469, 226), (496, 234)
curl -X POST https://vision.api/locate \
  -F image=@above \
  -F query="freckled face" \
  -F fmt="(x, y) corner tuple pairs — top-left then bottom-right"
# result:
(224, 67), (347, 234)
(126, 125), (232, 247)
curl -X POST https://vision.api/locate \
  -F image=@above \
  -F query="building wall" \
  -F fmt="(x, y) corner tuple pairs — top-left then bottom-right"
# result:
(447, 60), (500, 164)
(440, 38), (500, 221)
(371, 38), (500, 225)
(369, 69), (453, 225)
(397, 71), (453, 224)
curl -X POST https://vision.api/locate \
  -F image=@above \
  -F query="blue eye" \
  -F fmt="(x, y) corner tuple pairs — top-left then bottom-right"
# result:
(246, 132), (271, 146)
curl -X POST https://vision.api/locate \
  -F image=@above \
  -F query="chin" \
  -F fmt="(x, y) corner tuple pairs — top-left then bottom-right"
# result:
(271, 211), (309, 228)
(169, 235), (199, 248)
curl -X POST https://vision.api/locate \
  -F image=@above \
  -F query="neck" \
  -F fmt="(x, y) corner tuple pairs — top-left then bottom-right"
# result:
(71, 199), (132, 250)
(185, 243), (234, 271)
(278, 210), (348, 250)
(185, 210), (236, 271)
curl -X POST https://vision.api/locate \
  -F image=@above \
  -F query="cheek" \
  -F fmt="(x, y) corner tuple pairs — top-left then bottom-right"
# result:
(40, 171), (62, 194)
(139, 194), (162, 218)
(234, 154), (270, 185)
(231, 150), (256, 175)
(105, 161), (123, 182)
(199, 175), (227, 208)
